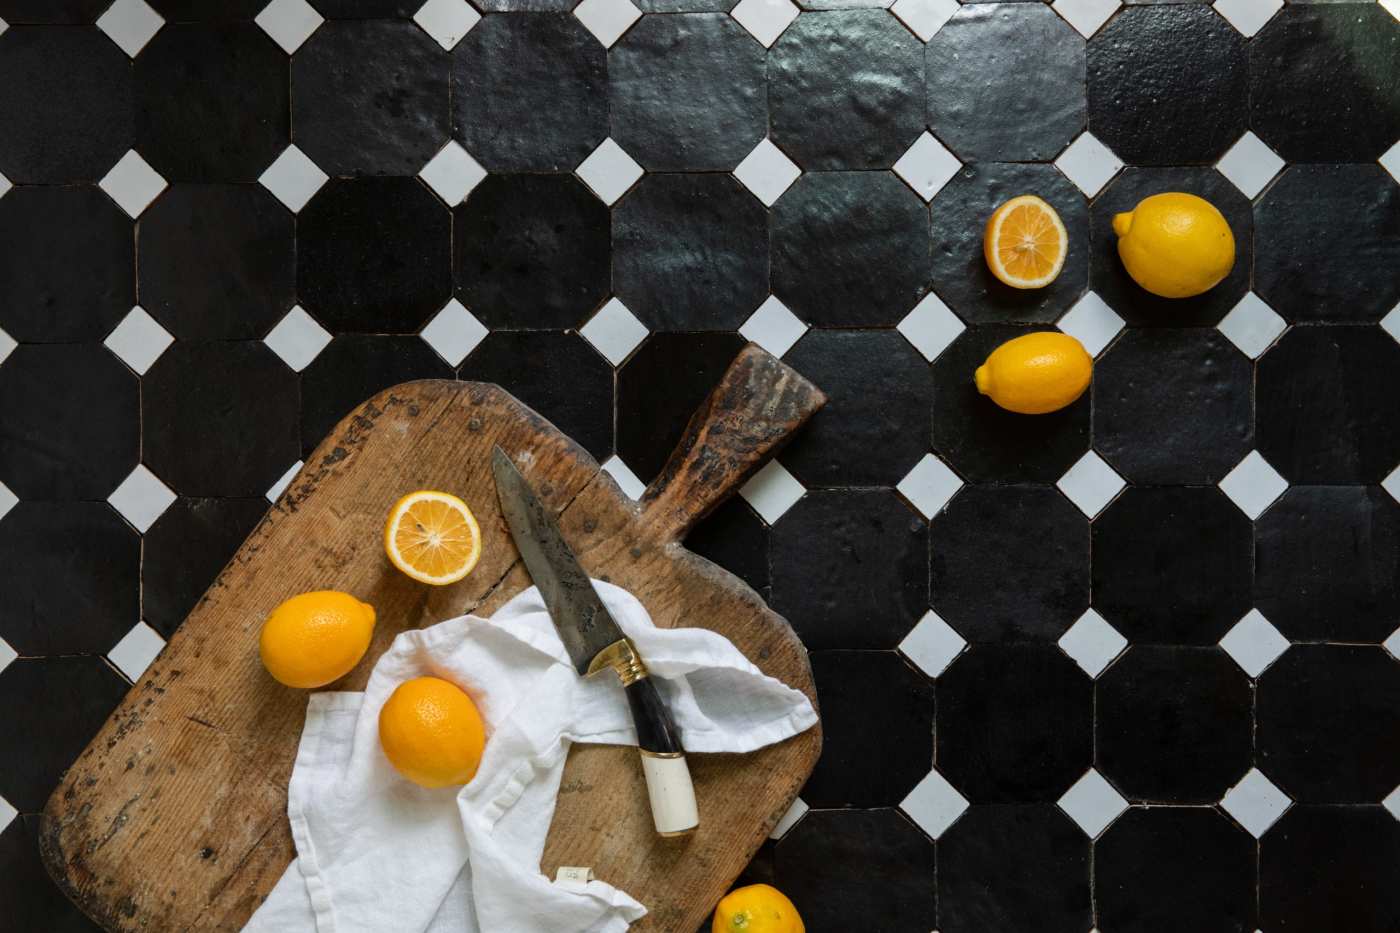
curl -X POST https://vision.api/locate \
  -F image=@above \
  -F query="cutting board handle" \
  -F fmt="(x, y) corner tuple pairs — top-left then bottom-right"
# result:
(639, 344), (826, 542)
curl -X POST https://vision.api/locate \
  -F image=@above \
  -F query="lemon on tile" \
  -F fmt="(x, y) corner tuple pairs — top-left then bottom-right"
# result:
(975, 332), (1092, 415)
(1113, 192), (1235, 298)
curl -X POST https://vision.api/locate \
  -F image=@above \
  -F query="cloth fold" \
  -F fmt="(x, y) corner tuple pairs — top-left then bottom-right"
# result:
(244, 580), (817, 933)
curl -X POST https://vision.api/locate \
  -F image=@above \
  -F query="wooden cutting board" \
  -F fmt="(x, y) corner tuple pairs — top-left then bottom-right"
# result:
(39, 345), (825, 932)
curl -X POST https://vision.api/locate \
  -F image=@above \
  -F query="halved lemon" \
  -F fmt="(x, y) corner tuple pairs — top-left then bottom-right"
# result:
(383, 490), (482, 585)
(983, 194), (1068, 290)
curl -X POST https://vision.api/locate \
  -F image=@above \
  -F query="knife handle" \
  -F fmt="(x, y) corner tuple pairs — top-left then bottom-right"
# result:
(625, 677), (699, 837)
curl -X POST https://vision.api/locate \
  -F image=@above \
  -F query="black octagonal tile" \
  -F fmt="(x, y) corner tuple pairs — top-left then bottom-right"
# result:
(0, 344), (138, 500)
(453, 14), (605, 173)
(1261, 806), (1400, 932)
(455, 174), (610, 331)
(930, 325), (1090, 483)
(610, 13), (765, 172)
(310, 0), (419, 15)
(0, 816), (104, 933)
(770, 171), (929, 327)
(1093, 487), (1252, 645)
(1093, 328), (1253, 485)
(769, 489), (928, 650)
(1256, 325), (1400, 484)
(143, 341), (300, 497)
(1254, 165), (1400, 324)
(146, 0), (267, 19)
(0, 25), (132, 183)
(135, 23), (288, 181)
(682, 499), (769, 599)
(298, 177), (452, 333)
(1257, 645), (1400, 805)
(927, 5), (1084, 163)
(292, 19), (449, 178)
(929, 163), (1089, 324)
(0, 186), (133, 343)
(612, 173), (768, 331)
(142, 497), (265, 638)
(930, 486), (1089, 644)
(769, 10), (924, 171)
(138, 184), (294, 339)
(0, 0), (112, 21)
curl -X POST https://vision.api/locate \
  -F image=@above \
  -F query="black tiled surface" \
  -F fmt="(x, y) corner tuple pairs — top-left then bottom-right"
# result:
(1261, 806), (1400, 931)
(142, 497), (266, 638)
(0, 816), (103, 932)
(0, 0), (111, 22)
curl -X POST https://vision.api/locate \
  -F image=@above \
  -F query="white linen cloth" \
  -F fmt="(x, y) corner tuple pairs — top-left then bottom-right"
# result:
(243, 580), (818, 933)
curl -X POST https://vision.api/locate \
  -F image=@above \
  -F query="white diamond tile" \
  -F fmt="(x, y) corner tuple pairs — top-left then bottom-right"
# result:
(739, 295), (807, 359)
(1385, 785), (1400, 821)
(601, 455), (647, 501)
(419, 140), (487, 205)
(99, 150), (167, 218)
(0, 480), (15, 524)
(0, 635), (14, 676)
(730, 0), (799, 48)
(0, 17), (7, 38)
(739, 459), (805, 525)
(104, 306), (173, 375)
(1058, 609), (1128, 679)
(891, 0), (958, 42)
(1382, 140), (1400, 185)
(1219, 450), (1289, 521)
(0, 169), (10, 200)
(415, 0), (481, 50)
(897, 453), (963, 520)
(580, 297), (649, 366)
(1384, 463), (1400, 506)
(1379, 304), (1400, 345)
(0, 793), (14, 835)
(769, 797), (808, 839)
(893, 131), (961, 203)
(264, 306), (332, 372)
(1051, 0), (1120, 38)
(575, 138), (644, 206)
(0, 326), (15, 367)
(900, 768), (969, 840)
(1219, 610), (1290, 679)
(574, 0), (641, 48)
(898, 292), (964, 362)
(97, 0), (164, 58)
(1057, 450), (1125, 519)
(107, 464), (176, 534)
(899, 610), (966, 679)
(1212, 0), (1281, 39)
(259, 144), (329, 213)
(1386, 626), (1400, 662)
(108, 621), (166, 683)
(420, 298), (487, 367)
(1385, 0), (1400, 24)
(1057, 291), (1124, 358)
(1221, 768), (1291, 838)
(255, 0), (323, 54)
(1058, 769), (1129, 838)
(267, 460), (303, 503)
(1216, 131), (1284, 199)
(1218, 292), (1287, 360)
(1055, 132), (1123, 198)
(733, 138), (802, 207)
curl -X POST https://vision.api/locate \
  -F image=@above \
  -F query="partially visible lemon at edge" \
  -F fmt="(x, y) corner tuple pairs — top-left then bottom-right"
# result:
(975, 332), (1092, 415)
(712, 883), (805, 933)
(259, 590), (376, 688)
(1113, 192), (1235, 299)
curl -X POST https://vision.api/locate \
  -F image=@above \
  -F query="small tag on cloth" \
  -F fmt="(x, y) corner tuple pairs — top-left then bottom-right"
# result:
(555, 866), (595, 885)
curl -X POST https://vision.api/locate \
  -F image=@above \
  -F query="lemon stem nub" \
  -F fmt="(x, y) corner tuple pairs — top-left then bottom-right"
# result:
(974, 364), (991, 396)
(1112, 212), (1133, 238)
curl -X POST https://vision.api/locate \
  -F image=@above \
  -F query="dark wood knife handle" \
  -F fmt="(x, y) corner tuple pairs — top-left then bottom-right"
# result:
(625, 678), (699, 836)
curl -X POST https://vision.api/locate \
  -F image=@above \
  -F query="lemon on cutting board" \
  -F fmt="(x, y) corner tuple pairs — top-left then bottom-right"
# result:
(1112, 192), (1235, 298)
(259, 590), (376, 688)
(975, 332), (1092, 415)
(379, 676), (487, 788)
(713, 884), (805, 933)
(383, 489), (483, 585)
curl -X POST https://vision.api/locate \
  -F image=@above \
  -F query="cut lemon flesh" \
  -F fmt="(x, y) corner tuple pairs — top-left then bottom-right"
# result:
(983, 194), (1068, 290)
(384, 490), (482, 585)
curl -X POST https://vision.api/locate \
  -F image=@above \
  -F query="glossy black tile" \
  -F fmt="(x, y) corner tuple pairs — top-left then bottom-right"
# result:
(927, 5), (1084, 163)
(1261, 806), (1400, 931)
(0, 344), (138, 500)
(929, 163), (1089, 324)
(770, 171), (929, 327)
(455, 174), (610, 331)
(0, 186), (133, 342)
(142, 497), (266, 638)
(298, 177), (452, 333)
(635, 0), (735, 10)
(460, 331), (612, 460)
(769, 10), (924, 170)
(1093, 487), (1252, 645)
(135, 23), (288, 182)
(769, 490), (928, 650)
(938, 805), (1091, 933)
(453, 14), (605, 172)
(1257, 645), (1400, 805)
(0, 25), (132, 183)
(937, 645), (1092, 803)
(1250, 5), (1400, 163)
(682, 499), (769, 599)
(779, 330), (932, 488)
(1096, 808), (1256, 933)
(612, 173), (768, 331)
(1256, 325), (1400, 484)
(300, 335), (454, 454)
(1090, 167), (1253, 327)
(292, 20), (449, 177)
(610, 13), (765, 172)
(616, 332), (748, 483)
(0, 0), (111, 21)
(146, 0), (267, 19)
(930, 325), (1090, 483)
(143, 341), (300, 497)
(802, 651), (934, 807)
(775, 809), (935, 931)
(0, 656), (129, 811)
(311, 0), (419, 15)
(0, 502), (138, 656)
(0, 817), (104, 932)
(930, 486), (1089, 644)
(138, 184), (294, 339)
(1254, 165), (1400, 324)
(1093, 328), (1253, 485)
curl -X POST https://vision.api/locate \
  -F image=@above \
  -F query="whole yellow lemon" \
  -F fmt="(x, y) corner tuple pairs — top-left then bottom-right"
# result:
(975, 332), (1092, 415)
(1113, 192), (1235, 298)
(713, 884), (805, 933)
(259, 590), (376, 688)
(378, 676), (486, 788)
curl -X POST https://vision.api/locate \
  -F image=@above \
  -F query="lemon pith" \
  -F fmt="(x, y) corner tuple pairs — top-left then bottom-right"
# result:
(983, 194), (1068, 289)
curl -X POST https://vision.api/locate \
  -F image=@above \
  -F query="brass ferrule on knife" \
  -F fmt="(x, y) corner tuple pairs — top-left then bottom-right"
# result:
(586, 637), (649, 687)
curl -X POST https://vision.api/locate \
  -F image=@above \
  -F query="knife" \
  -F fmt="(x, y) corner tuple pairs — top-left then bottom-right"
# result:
(491, 447), (699, 838)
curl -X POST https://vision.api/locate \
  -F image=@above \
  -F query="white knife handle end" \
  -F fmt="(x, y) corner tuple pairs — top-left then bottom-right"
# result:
(639, 751), (699, 837)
